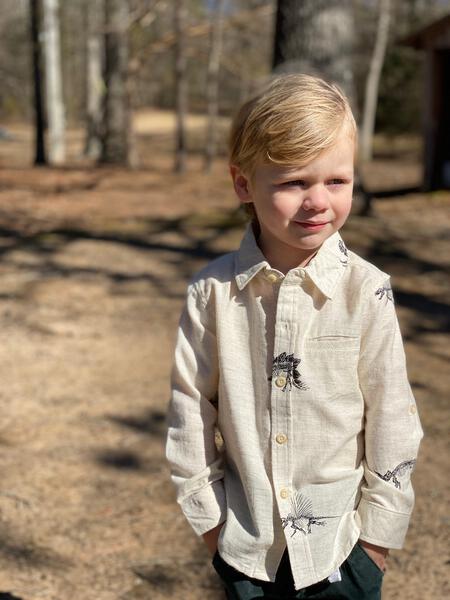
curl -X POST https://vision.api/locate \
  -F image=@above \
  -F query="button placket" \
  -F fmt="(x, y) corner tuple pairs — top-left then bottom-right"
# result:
(276, 433), (288, 445)
(280, 488), (290, 499)
(275, 375), (286, 388)
(271, 281), (295, 511)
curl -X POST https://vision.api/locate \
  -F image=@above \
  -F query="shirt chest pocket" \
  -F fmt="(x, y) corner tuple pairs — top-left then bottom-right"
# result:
(303, 334), (360, 396)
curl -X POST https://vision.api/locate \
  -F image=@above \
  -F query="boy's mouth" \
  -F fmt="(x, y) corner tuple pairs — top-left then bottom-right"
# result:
(294, 221), (329, 231)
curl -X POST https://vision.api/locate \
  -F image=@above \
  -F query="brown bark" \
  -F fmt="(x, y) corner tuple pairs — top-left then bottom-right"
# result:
(84, 0), (103, 159)
(204, 0), (226, 173)
(29, 0), (47, 165)
(174, 0), (188, 174)
(360, 0), (391, 162)
(100, 0), (130, 165)
(273, 0), (356, 107)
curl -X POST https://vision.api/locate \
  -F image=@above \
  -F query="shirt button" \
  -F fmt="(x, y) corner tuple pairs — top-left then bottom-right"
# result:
(266, 272), (278, 283)
(280, 488), (290, 499)
(409, 404), (417, 415)
(276, 433), (288, 445)
(275, 376), (286, 388)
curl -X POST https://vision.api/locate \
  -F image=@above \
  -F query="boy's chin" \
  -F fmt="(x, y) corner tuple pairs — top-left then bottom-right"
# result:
(291, 228), (335, 245)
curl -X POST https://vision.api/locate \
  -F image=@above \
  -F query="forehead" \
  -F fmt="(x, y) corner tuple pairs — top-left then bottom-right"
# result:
(254, 136), (355, 180)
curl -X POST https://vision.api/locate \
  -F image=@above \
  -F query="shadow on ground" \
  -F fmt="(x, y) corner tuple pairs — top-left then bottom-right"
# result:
(0, 202), (448, 330)
(122, 557), (225, 600)
(0, 209), (245, 301)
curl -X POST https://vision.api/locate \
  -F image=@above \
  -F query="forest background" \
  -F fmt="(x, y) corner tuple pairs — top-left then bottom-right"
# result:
(0, 1), (449, 599)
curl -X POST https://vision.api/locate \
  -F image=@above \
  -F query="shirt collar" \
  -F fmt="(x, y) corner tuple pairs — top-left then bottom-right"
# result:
(234, 224), (270, 290)
(234, 224), (349, 299)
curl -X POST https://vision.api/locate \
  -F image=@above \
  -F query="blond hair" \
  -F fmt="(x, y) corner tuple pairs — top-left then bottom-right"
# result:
(229, 74), (357, 176)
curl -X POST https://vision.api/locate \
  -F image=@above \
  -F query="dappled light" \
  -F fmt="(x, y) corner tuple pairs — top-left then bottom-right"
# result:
(0, 0), (449, 598)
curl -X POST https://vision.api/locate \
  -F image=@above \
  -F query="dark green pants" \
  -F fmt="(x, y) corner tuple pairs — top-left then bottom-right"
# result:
(212, 543), (383, 600)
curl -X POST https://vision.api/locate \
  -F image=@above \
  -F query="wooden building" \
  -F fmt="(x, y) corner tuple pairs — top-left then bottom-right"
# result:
(403, 14), (450, 190)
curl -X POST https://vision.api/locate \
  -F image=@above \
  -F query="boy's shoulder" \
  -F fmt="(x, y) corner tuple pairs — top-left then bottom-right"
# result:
(345, 247), (391, 295)
(188, 249), (238, 295)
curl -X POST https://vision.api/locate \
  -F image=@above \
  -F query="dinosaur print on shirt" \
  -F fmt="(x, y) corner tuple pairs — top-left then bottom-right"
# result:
(375, 282), (394, 303)
(269, 352), (308, 392)
(375, 459), (416, 489)
(281, 492), (339, 537)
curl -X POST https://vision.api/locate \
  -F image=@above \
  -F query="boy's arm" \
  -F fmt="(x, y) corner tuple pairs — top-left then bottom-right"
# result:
(357, 277), (423, 550)
(166, 282), (227, 537)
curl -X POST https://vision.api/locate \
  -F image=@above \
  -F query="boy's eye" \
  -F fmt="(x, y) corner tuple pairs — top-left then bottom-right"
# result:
(281, 180), (306, 187)
(327, 179), (346, 186)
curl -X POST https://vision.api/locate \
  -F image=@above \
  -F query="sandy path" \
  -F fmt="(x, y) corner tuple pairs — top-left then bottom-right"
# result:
(0, 155), (448, 599)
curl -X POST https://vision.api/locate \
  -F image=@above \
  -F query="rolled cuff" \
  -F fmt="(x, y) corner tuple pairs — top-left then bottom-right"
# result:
(357, 498), (411, 549)
(179, 479), (227, 536)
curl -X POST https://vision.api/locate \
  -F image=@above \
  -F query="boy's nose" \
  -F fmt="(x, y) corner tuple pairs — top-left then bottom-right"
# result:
(302, 187), (329, 212)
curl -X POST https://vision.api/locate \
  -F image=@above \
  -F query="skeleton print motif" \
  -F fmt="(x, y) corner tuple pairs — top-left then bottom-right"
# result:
(270, 352), (308, 391)
(375, 459), (416, 489)
(375, 282), (394, 303)
(338, 240), (348, 257)
(338, 240), (349, 265)
(281, 492), (338, 537)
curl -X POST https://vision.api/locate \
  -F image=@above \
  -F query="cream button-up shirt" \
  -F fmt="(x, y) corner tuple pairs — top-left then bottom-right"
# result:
(166, 226), (423, 590)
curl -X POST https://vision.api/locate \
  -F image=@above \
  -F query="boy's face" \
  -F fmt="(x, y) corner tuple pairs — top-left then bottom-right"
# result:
(231, 133), (355, 271)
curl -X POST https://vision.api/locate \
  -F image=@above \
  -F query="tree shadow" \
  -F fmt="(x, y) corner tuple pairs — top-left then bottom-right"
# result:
(394, 290), (450, 333)
(0, 523), (71, 571)
(92, 411), (168, 473)
(0, 200), (447, 358)
(363, 234), (450, 335)
(0, 209), (246, 303)
(93, 450), (164, 474)
(130, 557), (223, 598)
(106, 409), (166, 438)
(95, 449), (144, 471)
(365, 236), (449, 276)
(371, 185), (423, 198)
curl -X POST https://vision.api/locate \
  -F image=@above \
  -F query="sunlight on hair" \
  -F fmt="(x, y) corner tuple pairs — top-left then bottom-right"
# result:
(229, 74), (357, 177)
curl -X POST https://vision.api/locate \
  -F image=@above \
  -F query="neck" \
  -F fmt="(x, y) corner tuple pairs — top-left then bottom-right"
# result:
(258, 239), (319, 274)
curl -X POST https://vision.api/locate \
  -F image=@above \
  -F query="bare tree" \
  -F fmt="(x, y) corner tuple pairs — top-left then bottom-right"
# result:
(273, 0), (356, 106)
(84, 0), (103, 159)
(29, 0), (46, 165)
(42, 0), (65, 164)
(360, 0), (391, 162)
(100, 0), (130, 165)
(204, 0), (226, 172)
(174, 0), (188, 174)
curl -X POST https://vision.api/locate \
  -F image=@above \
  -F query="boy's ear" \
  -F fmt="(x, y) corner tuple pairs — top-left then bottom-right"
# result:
(229, 165), (252, 203)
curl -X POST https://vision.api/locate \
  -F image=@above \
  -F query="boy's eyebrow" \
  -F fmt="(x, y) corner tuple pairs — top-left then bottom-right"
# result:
(274, 168), (354, 179)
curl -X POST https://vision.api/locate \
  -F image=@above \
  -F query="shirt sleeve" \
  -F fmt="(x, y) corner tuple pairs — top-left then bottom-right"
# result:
(165, 281), (226, 536)
(356, 276), (423, 549)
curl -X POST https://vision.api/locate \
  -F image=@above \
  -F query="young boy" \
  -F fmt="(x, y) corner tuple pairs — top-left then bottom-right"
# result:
(166, 74), (423, 599)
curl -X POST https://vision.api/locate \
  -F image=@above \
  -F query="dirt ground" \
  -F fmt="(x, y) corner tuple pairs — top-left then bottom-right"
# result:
(0, 119), (448, 600)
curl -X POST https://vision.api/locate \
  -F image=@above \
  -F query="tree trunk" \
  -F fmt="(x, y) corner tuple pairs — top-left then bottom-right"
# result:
(29, 0), (47, 165)
(273, 0), (356, 108)
(84, 0), (103, 159)
(100, 0), (130, 165)
(42, 0), (65, 164)
(204, 0), (226, 173)
(360, 0), (391, 162)
(174, 0), (188, 174)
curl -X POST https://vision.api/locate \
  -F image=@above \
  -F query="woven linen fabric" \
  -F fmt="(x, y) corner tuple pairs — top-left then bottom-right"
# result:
(166, 225), (423, 591)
